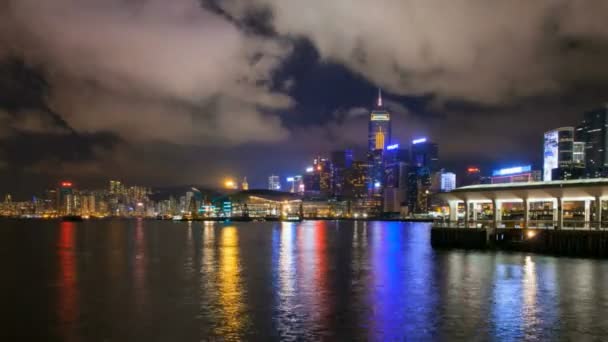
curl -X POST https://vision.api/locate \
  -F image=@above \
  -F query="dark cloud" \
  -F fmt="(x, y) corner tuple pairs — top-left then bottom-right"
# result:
(1, 0), (608, 195)
(1, 0), (293, 145)
(222, 0), (608, 104)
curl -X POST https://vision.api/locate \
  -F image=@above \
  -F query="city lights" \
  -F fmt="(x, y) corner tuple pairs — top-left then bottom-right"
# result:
(412, 138), (427, 144)
(224, 179), (237, 189)
(306, 167), (314, 173)
(386, 144), (399, 150)
(492, 165), (532, 176)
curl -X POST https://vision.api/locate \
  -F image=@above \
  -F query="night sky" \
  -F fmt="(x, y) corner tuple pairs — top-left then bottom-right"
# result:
(1, 0), (608, 197)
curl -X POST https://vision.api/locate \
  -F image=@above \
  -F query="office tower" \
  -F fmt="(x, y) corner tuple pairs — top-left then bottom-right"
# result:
(383, 144), (409, 213)
(407, 138), (439, 213)
(368, 90), (391, 152)
(573, 142), (586, 165)
(109, 180), (122, 195)
(577, 105), (608, 178)
(543, 127), (576, 181)
(312, 157), (333, 196)
(44, 189), (58, 213)
(440, 172), (457, 192)
(185, 191), (194, 212)
(268, 175), (281, 191)
(344, 161), (371, 199)
(411, 138), (439, 172)
(331, 149), (354, 197)
(241, 177), (249, 191)
(59, 181), (74, 215)
(461, 167), (490, 186)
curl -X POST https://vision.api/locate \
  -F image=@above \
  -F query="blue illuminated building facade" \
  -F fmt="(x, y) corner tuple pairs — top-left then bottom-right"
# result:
(491, 165), (541, 184)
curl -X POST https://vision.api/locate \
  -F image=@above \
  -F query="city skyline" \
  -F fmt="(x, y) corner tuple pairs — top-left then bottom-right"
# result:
(2, 1), (608, 196)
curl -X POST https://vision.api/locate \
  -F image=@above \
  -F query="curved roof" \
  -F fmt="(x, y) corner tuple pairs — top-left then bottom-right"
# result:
(441, 178), (608, 202)
(212, 190), (301, 204)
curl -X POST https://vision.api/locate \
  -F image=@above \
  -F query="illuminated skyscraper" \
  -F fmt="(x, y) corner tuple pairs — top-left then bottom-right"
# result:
(331, 149), (353, 197)
(368, 89), (391, 152)
(543, 127), (574, 181)
(241, 177), (249, 190)
(577, 105), (608, 177)
(268, 175), (281, 191)
(59, 181), (74, 215)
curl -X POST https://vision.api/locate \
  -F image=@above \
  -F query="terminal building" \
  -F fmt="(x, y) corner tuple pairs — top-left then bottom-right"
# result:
(439, 178), (608, 230)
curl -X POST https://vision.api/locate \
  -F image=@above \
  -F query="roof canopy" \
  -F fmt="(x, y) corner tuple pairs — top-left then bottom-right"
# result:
(440, 179), (608, 202)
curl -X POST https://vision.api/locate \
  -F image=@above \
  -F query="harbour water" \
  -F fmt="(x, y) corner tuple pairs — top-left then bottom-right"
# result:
(1, 219), (608, 340)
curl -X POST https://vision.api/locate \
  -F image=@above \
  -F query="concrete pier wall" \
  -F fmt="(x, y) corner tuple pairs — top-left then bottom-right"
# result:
(432, 227), (608, 257)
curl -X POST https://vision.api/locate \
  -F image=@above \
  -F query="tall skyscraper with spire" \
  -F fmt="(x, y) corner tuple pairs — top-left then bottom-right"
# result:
(368, 89), (391, 151)
(367, 89), (392, 208)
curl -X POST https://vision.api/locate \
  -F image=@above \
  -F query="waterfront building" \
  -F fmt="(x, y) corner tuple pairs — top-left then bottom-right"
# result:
(211, 190), (302, 219)
(491, 166), (542, 184)
(268, 175), (281, 191)
(439, 178), (608, 230)
(577, 105), (608, 177)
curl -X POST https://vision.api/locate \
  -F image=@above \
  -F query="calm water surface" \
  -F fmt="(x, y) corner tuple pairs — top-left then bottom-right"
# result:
(1, 220), (608, 341)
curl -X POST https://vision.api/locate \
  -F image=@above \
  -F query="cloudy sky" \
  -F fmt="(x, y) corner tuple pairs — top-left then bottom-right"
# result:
(1, 0), (608, 196)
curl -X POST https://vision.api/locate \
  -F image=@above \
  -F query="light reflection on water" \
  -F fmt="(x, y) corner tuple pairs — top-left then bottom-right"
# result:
(1, 220), (608, 340)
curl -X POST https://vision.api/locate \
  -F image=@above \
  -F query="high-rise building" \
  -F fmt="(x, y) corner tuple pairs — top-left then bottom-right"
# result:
(383, 145), (409, 213)
(411, 138), (439, 172)
(109, 180), (123, 195)
(241, 177), (249, 190)
(344, 161), (371, 199)
(268, 175), (281, 191)
(543, 127), (575, 181)
(440, 172), (456, 192)
(577, 105), (608, 178)
(407, 138), (439, 214)
(368, 90), (391, 152)
(314, 157), (333, 196)
(59, 181), (74, 215)
(331, 149), (354, 197)
(461, 167), (490, 186)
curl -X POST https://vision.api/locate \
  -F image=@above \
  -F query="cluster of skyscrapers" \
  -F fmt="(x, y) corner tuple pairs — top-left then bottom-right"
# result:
(268, 91), (454, 216)
(0, 180), (153, 218)
(544, 105), (608, 181)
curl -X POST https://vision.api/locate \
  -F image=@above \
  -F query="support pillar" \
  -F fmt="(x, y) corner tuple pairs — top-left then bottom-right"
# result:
(595, 196), (602, 230)
(449, 201), (458, 225)
(464, 201), (470, 228)
(472, 203), (478, 222)
(523, 198), (530, 229)
(584, 200), (591, 229)
(556, 197), (563, 230)
(492, 199), (501, 229)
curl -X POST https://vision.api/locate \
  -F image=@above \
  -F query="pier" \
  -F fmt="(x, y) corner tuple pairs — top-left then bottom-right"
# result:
(432, 179), (608, 257)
